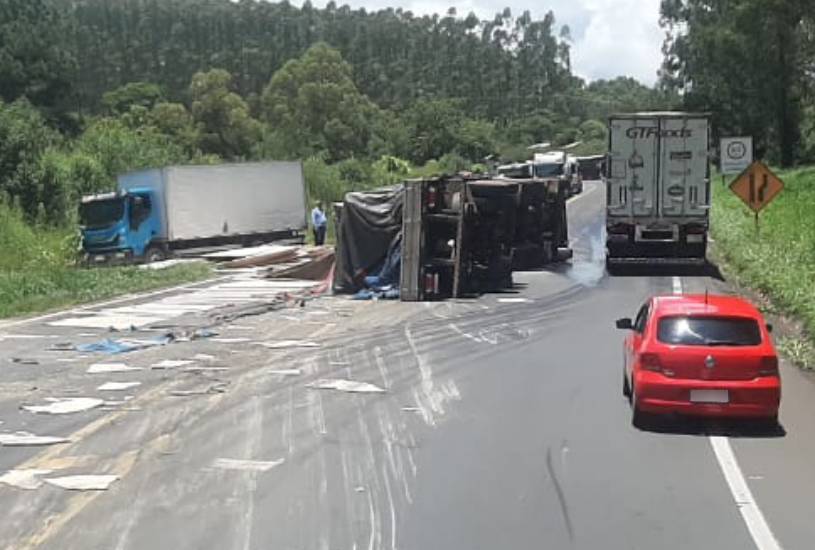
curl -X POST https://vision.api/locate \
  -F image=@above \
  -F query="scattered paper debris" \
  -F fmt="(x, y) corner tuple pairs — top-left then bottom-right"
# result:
(193, 354), (216, 361)
(97, 382), (142, 391)
(22, 398), (105, 415)
(212, 458), (285, 472)
(87, 363), (142, 374)
(169, 382), (228, 397)
(329, 361), (350, 366)
(255, 340), (320, 349)
(497, 297), (530, 303)
(183, 366), (229, 373)
(0, 469), (53, 490)
(151, 359), (193, 370)
(400, 407), (421, 413)
(354, 486), (366, 493)
(267, 369), (301, 376)
(44, 474), (118, 491)
(0, 432), (69, 446)
(307, 379), (386, 394)
(210, 338), (251, 344)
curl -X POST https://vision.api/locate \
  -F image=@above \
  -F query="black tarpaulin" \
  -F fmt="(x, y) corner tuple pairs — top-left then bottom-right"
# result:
(333, 185), (403, 293)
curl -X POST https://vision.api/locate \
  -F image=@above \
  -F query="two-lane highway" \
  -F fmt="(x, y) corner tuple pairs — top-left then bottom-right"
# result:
(1, 181), (814, 549)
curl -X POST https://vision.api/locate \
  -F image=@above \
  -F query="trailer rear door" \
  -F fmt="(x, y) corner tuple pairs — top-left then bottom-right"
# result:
(659, 117), (710, 218)
(607, 118), (659, 218)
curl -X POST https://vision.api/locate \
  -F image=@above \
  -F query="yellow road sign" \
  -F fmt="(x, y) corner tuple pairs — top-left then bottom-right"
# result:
(729, 161), (784, 213)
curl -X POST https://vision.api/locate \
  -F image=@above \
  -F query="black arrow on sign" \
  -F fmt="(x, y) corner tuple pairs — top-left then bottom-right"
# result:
(758, 174), (769, 202)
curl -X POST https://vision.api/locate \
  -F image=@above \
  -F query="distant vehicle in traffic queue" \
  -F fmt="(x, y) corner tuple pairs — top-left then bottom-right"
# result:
(605, 112), (710, 268)
(616, 294), (781, 429)
(532, 151), (583, 195)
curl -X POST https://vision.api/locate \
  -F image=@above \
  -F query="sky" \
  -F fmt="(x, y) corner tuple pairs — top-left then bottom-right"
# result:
(307, 0), (664, 86)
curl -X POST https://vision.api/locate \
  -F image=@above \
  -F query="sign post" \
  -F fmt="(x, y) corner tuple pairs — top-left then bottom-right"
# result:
(720, 137), (753, 182)
(729, 161), (784, 234)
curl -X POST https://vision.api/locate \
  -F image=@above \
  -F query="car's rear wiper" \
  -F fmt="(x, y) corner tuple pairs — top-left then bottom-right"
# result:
(704, 339), (743, 346)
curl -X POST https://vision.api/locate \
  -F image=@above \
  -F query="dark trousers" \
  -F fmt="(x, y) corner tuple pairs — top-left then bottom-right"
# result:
(313, 225), (326, 245)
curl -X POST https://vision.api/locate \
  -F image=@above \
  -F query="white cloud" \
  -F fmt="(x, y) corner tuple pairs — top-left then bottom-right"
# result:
(305, 0), (664, 85)
(568, 0), (664, 85)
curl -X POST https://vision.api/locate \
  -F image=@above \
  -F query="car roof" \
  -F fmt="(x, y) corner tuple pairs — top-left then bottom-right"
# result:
(651, 294), (762, 319)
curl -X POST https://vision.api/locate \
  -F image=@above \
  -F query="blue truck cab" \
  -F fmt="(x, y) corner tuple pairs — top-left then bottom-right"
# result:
(80, 188), (163, 264)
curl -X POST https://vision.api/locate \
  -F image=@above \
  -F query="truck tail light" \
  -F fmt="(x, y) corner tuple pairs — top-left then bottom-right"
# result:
(640, 353), (662, 372)
(758, 356), (779, 377)
(426, 186), (437, 209)
(685, 224), (706, 234)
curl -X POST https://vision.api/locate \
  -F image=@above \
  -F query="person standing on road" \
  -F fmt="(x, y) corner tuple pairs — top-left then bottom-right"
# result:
(311, 202), (327, 245)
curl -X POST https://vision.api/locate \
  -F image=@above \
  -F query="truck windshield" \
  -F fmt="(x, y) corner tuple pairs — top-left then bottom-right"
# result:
(79, 198), (125, 229)
(534, 163), (564, 177)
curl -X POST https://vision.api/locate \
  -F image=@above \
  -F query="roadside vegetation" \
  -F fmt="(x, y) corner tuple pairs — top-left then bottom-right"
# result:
(711, 167), (815, 369)
(0, 204), (211, 319)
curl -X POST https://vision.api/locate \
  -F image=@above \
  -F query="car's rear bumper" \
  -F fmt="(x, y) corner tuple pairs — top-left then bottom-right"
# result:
(635, 371), (780, 418)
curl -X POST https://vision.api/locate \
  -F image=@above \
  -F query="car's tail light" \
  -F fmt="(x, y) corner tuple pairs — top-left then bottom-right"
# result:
(758, 356), (779, 376)
(640, 353), (662, 372)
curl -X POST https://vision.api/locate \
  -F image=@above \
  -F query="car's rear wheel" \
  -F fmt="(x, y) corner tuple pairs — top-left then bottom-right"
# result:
(630, 384), (652, 429)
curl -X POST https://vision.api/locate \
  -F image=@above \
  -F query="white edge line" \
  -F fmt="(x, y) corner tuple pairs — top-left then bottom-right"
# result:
(0, 274), (226, 330)
(674, 276), (781, 550)
(709, 436), (782, 550)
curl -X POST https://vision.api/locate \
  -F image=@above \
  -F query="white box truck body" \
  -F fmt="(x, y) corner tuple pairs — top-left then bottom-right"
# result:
(605, 112), (711, 265)
(81, 161), (307, 263)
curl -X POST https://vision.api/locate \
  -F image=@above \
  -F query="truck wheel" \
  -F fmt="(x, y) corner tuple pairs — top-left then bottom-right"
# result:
(144, 246), (165, 264)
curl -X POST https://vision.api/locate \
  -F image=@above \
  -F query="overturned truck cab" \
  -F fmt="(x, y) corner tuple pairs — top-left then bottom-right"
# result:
(605, 112), (711, 268)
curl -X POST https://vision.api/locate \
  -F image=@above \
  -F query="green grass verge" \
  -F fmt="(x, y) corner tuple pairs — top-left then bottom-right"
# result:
(711, 166), (815, 368)
(0, 203), (212, 319)
(0, 263), (213, 320)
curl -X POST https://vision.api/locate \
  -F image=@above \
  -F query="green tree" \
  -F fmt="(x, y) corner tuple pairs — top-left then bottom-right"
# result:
(190, 69), (261, 159)
(0, 0), (75, 122)
(261, 43), (379, 160)
(101, 82), (164, 115)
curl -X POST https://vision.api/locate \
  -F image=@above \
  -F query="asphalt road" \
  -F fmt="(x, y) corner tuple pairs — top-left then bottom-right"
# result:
(1, 181), (815, 549)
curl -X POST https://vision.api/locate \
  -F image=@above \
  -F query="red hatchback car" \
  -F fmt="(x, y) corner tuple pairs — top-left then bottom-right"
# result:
(617, 294), (781, 427)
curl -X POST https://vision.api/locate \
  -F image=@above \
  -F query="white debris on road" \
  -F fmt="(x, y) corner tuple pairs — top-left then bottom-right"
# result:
(0, 469), (53, 490)
(97, 381), (142, 391)
(212, 458), (285, 472)
(87, 363), (143, 374)
(210, 337), (251, 344)
(267, 369), (302, 376)
(306, 379), (387, 394)
(255, 340), (320, 349)
(44, 474), (119, 491)
(22, 398), (105, 415)
(193, 353), (217, 361)
(0, 432), (69, 446)
(151, 359), (194, 369)
(497, 297), (531, 303)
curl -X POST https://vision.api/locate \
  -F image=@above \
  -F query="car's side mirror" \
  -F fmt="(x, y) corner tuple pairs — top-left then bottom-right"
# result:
(616, 318), (633, 330)
(766, 323), (773, 333)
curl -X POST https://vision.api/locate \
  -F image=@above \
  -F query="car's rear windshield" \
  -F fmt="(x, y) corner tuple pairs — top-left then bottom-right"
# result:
(657, 316), (762, 346)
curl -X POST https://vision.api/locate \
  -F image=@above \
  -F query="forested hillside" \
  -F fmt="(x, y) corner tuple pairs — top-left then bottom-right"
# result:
(0, 0), (674, 227)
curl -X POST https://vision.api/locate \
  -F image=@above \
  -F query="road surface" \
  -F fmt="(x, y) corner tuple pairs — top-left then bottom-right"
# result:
(0, 181), (814, 549)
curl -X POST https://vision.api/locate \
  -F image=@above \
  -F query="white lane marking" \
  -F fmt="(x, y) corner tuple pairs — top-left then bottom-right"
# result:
(673, 276), (781, 549)
(709, 436), (782, 550)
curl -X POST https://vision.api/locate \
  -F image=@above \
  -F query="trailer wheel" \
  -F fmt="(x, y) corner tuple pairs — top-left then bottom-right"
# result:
(144, 246), (165, 264)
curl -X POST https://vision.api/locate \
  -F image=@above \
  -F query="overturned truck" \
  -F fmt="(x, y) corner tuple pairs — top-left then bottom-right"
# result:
(333, 174), (571, 301)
